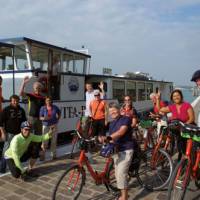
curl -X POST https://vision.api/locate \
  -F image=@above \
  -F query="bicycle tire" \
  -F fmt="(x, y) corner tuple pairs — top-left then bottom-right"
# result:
(167, 158), (190, 200)
(136, 148), (173, 190)
(106, 159), (119, 192)
(52, 165), (86, 200)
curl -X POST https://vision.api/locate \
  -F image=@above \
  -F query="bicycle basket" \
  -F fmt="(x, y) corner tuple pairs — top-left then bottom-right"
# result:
(139, 119), (153, 129)
(100, 143), (115, 158)
(181, 132), (200, 143)
(76, 116), (93, 138)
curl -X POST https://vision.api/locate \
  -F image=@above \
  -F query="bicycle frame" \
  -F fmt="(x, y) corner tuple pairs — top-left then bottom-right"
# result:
(150, 129), (171, 167)
(174, 138), (200, 189)
(184, 139), (200, 180)
(77, 149), (113, 185)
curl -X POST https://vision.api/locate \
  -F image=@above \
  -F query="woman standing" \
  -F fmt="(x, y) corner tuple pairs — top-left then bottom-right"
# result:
(120, 95), (138, 128)
(39, 96), (61, 160)
(159, 89), (195, 160)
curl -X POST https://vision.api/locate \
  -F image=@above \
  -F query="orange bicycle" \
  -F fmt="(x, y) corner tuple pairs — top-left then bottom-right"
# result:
(136, 118), (179, 190)
(167, 120), (200, 200)
(52, 131), (118, 200)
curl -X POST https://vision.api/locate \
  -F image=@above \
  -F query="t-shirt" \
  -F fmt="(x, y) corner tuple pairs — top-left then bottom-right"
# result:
(5, 132), (50, 172)
(153, 100), (166, 114)
(85, 91), (95, 117)
(168, 102), (192, 123)
(26, 93), (45, 118)
(120, 106), (138, 119)
(90, 99), (106, 120)
(0, 105), (26, 134)
(109, 116), (133, 151)
(40, 104), (61, 126)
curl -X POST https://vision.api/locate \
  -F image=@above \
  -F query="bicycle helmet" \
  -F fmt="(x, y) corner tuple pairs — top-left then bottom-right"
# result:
(100, 143), (115, 157)
(191, 70), (200, 82)
(21, 121), (31, 129)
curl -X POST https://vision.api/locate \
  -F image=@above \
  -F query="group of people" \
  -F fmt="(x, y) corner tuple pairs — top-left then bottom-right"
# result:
(0, 68), (200, 199)
(84, 70), (200, 200)
(0, 76), (61, 180)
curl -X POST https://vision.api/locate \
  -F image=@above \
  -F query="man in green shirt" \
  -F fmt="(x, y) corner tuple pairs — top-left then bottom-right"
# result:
(5, 121), (52, 180)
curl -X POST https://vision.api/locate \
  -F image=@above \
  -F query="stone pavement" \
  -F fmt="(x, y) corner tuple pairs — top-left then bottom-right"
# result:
(0, 153), (199, 200)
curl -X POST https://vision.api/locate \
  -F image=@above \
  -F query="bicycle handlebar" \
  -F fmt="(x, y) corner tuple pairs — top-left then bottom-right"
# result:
(75, 130), (96, 143)
(168, 120), (200, 137)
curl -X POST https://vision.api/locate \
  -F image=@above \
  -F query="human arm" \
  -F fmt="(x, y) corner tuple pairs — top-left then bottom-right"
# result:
(109, 125), (128, 141)
(0, 127), (6, 141)
(19, 76), (30, 97)
(186, 107), (195, 124)
(31, 129), (53, 142)
(99, 81), (106, 99)
(159, 106), (170, 114)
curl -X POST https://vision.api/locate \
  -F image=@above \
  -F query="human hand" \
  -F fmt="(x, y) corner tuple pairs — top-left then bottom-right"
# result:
(23, 76), (30, 84)
(98, 81), (104, 90)
(155, 91), (161, 100)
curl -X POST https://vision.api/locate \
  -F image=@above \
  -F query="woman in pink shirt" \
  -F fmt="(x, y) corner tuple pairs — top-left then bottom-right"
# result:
(159, 89), (194, 124)
(159, 89), (195, 160)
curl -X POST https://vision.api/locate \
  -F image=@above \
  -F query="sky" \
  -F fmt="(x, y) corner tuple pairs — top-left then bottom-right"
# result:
(0, 0), (200, 86)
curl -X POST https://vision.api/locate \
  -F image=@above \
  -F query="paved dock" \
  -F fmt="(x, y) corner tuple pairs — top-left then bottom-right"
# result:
(0, 151), (199, 200)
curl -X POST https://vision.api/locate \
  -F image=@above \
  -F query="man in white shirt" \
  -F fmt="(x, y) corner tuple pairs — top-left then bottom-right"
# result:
(85, 82), (105, 117)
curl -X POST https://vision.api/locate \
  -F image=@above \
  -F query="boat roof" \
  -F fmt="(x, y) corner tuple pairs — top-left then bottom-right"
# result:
(0, 37), (91, 58)
(86, 74), (173, 84)
(0, 42), (15, 48)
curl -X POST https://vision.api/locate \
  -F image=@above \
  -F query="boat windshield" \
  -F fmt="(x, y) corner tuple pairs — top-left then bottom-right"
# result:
(0, 46), (14, 70)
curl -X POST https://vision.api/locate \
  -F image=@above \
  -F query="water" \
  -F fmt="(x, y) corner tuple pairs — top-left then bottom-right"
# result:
(181, 88), (196, 103)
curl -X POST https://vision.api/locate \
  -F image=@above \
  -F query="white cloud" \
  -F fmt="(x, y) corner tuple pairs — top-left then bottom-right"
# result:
(0, 0), (200, 85)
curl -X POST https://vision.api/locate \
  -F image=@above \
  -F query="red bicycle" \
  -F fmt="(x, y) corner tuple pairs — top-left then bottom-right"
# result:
(167, 120), (200, 200)
(52, 131), (118, 200)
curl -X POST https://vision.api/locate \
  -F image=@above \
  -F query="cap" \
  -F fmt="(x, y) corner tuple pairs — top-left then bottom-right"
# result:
(191, 70), (200, 82)
(94, 89), (100, 96)
(21, 121), (31, 129)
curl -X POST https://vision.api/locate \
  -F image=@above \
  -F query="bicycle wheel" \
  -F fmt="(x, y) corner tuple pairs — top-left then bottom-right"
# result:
(136, 148), (173, 190)
(106, 159), (119, 192)
(195, 168), (200, 189)
(52, 165), (86, 200)
(167, 159), (190, 200)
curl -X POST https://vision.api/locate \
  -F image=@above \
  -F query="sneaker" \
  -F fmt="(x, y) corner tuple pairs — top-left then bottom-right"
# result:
(26, 170), (40, 178)
(51, 155), (57, 160)
(39, 153), (45, 161)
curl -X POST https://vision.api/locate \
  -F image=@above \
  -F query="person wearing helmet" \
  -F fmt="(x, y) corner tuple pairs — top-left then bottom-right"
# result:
(4, 121), (53, 180)
(191, 69), (200, 87)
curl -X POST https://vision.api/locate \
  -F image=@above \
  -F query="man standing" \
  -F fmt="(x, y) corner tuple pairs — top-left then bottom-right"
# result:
(191, 69), (200, 126)
(19, 76), (45, 163)
(89, 90), (108, 142)
(0, 95), (26, 173)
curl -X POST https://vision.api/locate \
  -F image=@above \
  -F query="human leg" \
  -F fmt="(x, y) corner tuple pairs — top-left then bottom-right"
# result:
(114, 150), (133, 200)
(50, 125), (57, 159)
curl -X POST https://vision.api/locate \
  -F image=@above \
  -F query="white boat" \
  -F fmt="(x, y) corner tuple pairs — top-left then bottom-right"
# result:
(0, 37), (173, 143)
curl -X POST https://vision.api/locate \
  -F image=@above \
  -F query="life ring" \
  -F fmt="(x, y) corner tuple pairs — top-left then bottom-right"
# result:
(38, 76), (48, 93)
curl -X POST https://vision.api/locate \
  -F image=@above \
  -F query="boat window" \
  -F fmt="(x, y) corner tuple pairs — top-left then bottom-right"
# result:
(74, 59), (84, 73)
(146, 83), (153, 100)
(113, 80), (125, 103)
(31, 45), (48, 71)
(127, 81), (136, 101)
(62, 54), (84, 74)
(15, 45), (28, 70)
(137, 82), (146, 101)
(0, 46), (13, 70)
